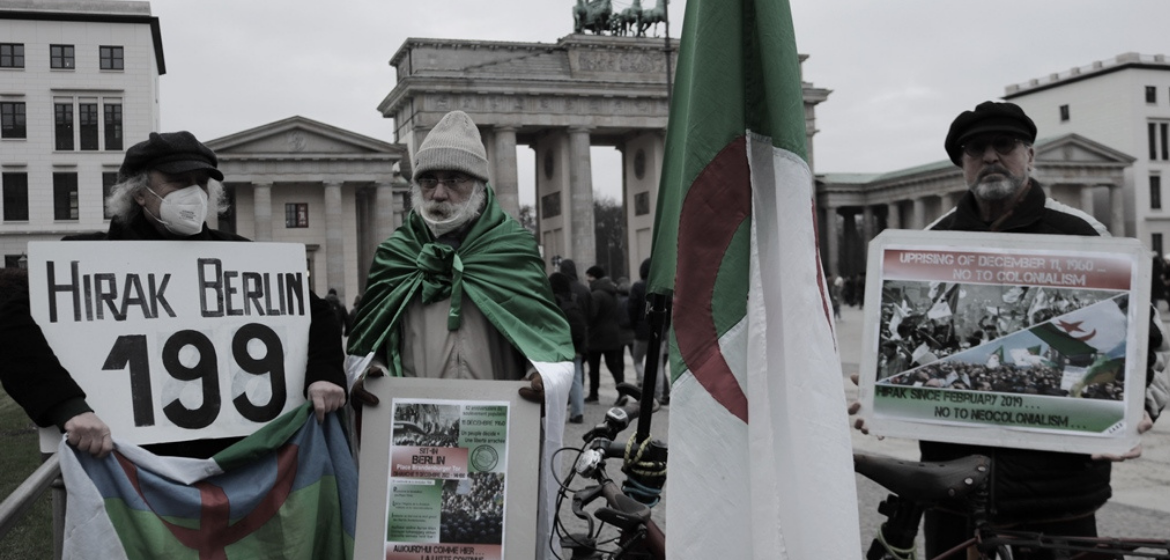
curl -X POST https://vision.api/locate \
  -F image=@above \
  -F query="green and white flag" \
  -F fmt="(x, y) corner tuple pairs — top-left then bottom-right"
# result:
(647, 0), (860, 557)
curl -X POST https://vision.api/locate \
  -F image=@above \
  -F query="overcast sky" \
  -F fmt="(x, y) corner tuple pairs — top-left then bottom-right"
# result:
(150, 1), (1170, 205)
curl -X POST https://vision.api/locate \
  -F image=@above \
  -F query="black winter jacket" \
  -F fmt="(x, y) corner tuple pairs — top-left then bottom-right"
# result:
(921, 182), (1142, 522)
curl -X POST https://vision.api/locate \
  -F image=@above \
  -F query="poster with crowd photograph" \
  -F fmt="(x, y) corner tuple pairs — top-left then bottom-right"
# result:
(354, 377), (541, 560)
(856, 229), (1152, 455)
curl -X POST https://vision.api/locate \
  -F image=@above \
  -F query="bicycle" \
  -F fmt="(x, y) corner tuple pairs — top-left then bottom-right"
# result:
(553, 382), (668, 560)
(855, 452), (1170, 559)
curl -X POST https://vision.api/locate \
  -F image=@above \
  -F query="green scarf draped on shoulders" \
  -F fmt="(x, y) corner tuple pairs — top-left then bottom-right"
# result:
(347, 185), (574, 376)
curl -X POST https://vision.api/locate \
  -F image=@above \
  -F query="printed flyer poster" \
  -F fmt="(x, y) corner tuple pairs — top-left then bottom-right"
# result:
(857, 230), (1151, 455)
(385, 400), (510, 560)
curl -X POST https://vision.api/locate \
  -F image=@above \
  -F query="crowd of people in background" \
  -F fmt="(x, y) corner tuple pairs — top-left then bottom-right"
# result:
(440, 473), (505, 545)
(882, 358), (1124, 401)
(393, 404), (462, 447)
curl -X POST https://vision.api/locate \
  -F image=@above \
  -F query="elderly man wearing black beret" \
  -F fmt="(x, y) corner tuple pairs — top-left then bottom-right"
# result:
(0, 131), (347, 459)
(854, 102), (1170, 558)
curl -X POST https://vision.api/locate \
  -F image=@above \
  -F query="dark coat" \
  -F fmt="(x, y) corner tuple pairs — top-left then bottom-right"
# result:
(586, 277), (624, 351)
(920, 182), (1125, 522)
(555, 293), (588, 355)
(0, 213), (346, 458)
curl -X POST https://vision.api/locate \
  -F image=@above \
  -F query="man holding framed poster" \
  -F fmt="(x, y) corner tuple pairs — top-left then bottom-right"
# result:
(0, 131), (347, 459)
(852, 102), (1170, 557)
(346, 110), (575, 560)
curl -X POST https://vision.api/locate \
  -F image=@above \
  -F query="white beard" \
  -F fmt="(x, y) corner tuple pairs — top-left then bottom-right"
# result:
(412, 182), (486, 237)
(972, 178), (1018, 201)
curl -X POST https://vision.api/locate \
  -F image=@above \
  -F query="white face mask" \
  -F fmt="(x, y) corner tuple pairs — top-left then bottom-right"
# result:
(412, 182), (486, 237)
(146, 184), (208, 236)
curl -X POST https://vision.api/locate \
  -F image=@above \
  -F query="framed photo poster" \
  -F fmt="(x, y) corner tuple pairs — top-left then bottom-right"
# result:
(857, 229), (1152, 455)
(353, 377), (542, 560)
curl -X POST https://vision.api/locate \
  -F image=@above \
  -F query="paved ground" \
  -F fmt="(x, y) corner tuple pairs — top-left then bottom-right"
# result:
(555, 304), (1170, 556)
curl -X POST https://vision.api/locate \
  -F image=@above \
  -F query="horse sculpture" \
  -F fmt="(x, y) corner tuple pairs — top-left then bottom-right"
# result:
(574, 0), (613, 35)
(613, 0), (642, 37)
(638, 0), (667, 37)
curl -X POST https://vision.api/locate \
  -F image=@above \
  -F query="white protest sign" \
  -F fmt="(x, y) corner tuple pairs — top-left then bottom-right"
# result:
(857, 230), (1151, 455)
(29, 241), (311, 452)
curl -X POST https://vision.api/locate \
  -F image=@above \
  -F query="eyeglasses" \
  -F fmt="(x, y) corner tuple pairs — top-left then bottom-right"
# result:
(961, 136), (1024, 158)
(416, 174), (472, 189)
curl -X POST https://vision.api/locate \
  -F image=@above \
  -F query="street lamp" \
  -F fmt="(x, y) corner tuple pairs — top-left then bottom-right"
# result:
(17, 253), (27, 270)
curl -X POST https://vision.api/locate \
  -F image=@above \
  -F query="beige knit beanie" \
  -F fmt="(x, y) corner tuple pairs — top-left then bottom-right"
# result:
(413, 111), (489, 182)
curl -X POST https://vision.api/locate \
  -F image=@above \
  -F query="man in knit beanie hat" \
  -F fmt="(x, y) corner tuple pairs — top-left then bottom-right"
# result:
(409, 110), (492, 237)
(347, 110), (574, 560)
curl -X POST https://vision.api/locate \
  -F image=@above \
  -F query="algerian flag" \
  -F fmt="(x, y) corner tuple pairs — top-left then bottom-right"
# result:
(987, 346), (1004, 368)
(888, 298), (911, 340)
(646, 0), (860, 558)
(1010, 346), (1044, 367)
(1030, 297), (1128, 358)
(60, 405), (356, 560)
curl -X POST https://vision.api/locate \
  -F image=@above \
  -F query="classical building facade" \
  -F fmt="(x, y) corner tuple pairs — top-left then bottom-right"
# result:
(817, 134), (1133, 278)
(378, 34), (830, 276)
(1004, 52), (1170, 255)
(0, 0), (163, 266)
(206, 116), (408, 303)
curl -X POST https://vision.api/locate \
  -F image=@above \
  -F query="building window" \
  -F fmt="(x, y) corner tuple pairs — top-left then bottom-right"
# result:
(1, 102), (26, 138)
(3, 172), (29, 221)
(102, 172), (118, 219)
(634, 191), (651, 216)
(1155, 233), (1165, 260)
(79, 102), (99, 151)
(104, 103), (123, 150)
(53, 173), (78, 220)
(99, 46), (123, 70)
(0, 43), (24, 68)
(540, 192), (561, 218)
(1147, 86), (1158, 104)
(1059, 104), (1070, 122)
(1163, 124), (1168, 161)
(285, 203), (309, 228)
(55, 103), (74, 150)
(1149, 122), (1170, 161)
(50, 45), (75, 69)
(1153, 175), (1163, 210)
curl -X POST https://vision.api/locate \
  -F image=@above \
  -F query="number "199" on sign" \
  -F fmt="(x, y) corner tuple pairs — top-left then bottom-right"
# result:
(102, 323), (288, 429)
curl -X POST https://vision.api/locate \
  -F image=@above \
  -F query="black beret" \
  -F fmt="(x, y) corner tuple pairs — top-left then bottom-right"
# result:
(944, 101), (1037, 166)
(118, 131), (224, 181)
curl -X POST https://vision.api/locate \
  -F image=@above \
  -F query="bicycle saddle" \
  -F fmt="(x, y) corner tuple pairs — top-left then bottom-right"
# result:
(854, 453), (990, 503)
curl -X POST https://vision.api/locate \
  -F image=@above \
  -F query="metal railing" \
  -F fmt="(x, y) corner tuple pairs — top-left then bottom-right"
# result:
(0, 454), (65, 559)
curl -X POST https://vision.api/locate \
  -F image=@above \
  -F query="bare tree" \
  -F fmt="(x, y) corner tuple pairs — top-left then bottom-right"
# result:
(593, 196), (627, 279)
(518, 204), (537, 235)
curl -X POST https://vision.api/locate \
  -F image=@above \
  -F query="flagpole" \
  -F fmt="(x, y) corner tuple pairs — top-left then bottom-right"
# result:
(636, 290), (671, 442)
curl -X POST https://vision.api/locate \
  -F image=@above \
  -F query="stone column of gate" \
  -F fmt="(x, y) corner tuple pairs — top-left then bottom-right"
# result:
(375, 182), (397, 243)
(253, 182), (273, 241)
(493, 126), (520, 219)
(861, 205), (874, 266)
(886, 201), (901, 230)
(1109, 184), (1125, 236)
(324, 182), (345, 298)
(911, 197), (926, 230)
(824, 204), (839, 277)
(940, 192), (957, 215)
(1079, 184), (1096, 222)
(568, 127), (596, 268)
